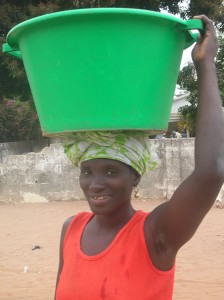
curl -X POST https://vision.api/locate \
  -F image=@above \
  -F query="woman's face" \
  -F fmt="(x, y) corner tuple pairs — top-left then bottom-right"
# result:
(79, 158), (139, 214)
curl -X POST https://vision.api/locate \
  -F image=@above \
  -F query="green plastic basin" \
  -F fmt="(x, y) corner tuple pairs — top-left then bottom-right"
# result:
(2, 8), (203, 136)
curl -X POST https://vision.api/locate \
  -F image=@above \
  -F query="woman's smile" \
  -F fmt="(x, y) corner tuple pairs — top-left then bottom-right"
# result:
(89, 194), (112, 205)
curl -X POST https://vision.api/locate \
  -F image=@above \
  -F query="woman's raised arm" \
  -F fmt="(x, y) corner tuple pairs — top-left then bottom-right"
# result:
(146, 15), (224, 270)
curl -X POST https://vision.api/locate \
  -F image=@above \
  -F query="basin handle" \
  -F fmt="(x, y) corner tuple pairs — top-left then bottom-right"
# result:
(184, 19), (204, 49)
(185, 19), (204, 31)
(2, 43), (22, 60)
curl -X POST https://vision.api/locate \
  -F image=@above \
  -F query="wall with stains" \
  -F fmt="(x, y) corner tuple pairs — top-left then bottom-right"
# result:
(0, 138), (195, 202)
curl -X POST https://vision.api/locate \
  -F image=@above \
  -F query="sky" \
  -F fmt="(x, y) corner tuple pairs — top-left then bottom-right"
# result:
(160, 1), (196, 70)
(181, 44), (194, 69)
(160, 0), (195, 69)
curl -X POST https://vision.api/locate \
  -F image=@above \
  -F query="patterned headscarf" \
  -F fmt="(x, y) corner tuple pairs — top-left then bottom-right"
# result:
(64, 131), (157, 176)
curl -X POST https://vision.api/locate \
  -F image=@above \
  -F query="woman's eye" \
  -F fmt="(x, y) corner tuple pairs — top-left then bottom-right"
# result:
(81, 169), (90, 175)
(107, 169), (117, 175)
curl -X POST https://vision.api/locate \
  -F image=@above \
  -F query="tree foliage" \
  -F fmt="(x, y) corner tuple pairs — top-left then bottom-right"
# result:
(177, 35), (224, 136)
(180, 0), (224, 31)
(0, 98), (42, 142)
(0, 0), (224, 141)
(216, 36), (224, 102)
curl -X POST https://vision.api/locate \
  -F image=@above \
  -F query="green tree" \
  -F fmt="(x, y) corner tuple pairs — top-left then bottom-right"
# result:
(0, 1), (60, 100)
(177, 35), (224, 136)
(216, 35), (224, 102)
(0, 98), (42, 142)
(0, 1), (60, 141)
(180, 0), (224, 31)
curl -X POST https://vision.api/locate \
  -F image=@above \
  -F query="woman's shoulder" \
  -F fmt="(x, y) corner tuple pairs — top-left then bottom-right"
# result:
(60, 216), (75, 242)
(63, 215), (75, 227)
(62, 212), (92, 234)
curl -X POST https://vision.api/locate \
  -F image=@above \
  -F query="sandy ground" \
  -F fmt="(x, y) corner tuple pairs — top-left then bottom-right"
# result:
(0, 199), (223, 300)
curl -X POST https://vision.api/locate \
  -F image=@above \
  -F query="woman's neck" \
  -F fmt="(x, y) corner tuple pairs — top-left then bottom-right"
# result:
(92, 204), (136, 231)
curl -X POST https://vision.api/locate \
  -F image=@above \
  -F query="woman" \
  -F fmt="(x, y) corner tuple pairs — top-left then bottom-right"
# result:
(55, 15), (224, 299)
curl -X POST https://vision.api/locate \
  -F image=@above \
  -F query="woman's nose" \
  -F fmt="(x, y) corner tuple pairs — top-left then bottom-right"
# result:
(89, 175), (105, 191)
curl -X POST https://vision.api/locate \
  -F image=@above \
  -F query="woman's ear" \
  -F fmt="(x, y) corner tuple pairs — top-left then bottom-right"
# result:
(134, 175), (141, 187)
(128, 165), (141, 186)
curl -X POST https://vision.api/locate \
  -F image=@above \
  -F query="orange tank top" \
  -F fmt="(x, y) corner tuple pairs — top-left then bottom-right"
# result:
(56, 211), (175, 300)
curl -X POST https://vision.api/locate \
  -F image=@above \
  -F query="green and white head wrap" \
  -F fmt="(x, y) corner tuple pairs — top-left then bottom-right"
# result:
(64, 131), (157, 176)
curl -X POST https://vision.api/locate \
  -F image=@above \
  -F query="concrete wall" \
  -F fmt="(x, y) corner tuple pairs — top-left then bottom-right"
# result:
(0, 138), (195, 203)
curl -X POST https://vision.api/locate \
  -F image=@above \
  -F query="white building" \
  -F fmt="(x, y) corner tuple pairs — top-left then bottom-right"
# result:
(169, 90), (190, 123)
(167, 87), (190, 136)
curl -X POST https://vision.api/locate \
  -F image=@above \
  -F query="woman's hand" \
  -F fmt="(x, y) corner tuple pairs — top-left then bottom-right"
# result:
(191, 15), (219, 66)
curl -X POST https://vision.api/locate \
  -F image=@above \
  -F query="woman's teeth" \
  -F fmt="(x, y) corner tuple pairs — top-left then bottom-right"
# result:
(92, 196), (109, 200)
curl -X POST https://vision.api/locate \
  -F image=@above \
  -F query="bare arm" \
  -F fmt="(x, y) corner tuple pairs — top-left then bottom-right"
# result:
(54, 216), (74, 300)
(146, 15), (224, 270)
